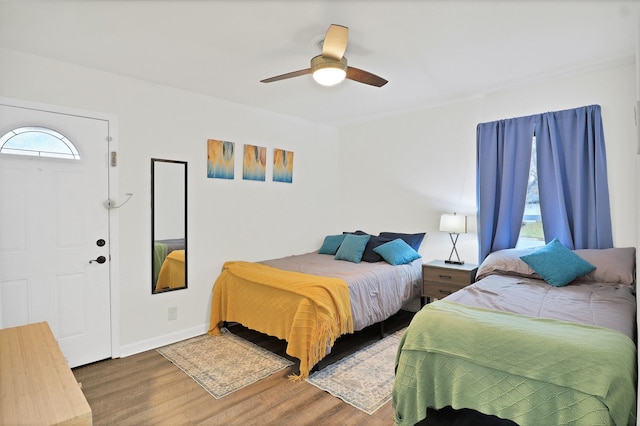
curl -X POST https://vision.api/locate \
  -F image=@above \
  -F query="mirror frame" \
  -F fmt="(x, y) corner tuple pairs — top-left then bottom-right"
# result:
(151, 158), (188, 294)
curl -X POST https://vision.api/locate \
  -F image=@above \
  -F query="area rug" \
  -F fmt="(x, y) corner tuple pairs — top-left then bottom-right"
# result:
(157, 329), (293, 399)
(306, 328), (406, 415)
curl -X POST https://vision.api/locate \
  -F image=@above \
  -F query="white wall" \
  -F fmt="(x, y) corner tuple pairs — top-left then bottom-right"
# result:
(339, 62), (638, 265)
(0, 47), (341, 354)
(1, 46), (637, 358)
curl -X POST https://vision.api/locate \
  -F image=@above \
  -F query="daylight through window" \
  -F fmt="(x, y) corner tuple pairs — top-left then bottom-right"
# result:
(0, 126), (80, 160)
(516, 135), (544, 248)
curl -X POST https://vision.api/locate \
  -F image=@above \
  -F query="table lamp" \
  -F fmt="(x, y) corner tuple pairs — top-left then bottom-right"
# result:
(440, 213), (467, 264)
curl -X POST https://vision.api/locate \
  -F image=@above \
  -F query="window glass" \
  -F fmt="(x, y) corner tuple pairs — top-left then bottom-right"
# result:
(0, 126), (80, 160)
(517, 135), (544, 248)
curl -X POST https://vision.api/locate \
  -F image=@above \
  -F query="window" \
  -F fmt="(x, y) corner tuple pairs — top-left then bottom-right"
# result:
(0, 126), (80, 160)
(477, 105), (612, 261)
(516, 134), (544, 248)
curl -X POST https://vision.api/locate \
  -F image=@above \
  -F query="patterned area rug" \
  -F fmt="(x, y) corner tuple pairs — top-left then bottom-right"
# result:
(157, 329), (293, 399)
(306, 328), (406, 415)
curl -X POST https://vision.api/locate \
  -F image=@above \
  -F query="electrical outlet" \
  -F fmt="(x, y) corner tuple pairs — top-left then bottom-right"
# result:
(168, 306), (177, 321)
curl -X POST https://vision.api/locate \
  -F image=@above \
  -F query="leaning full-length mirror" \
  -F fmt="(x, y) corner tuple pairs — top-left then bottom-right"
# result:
(152, 158), (187, 293)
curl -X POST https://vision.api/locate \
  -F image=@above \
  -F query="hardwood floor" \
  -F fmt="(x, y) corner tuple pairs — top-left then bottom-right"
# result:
(73, 310), (415, 426)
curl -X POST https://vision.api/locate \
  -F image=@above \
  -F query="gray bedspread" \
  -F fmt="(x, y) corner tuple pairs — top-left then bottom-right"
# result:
(444, 274), (636, 339)
(261, 251), (422, 331)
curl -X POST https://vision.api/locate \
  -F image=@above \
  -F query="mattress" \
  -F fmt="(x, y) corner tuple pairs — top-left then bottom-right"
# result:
(261, 251), (422, 331)
(444, 274), (636, 339)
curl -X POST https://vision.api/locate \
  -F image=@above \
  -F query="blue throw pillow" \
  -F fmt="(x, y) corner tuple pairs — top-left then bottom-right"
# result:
(519, 238), (596, 287)
(343, 230), (369, 236)
(318, 234), (346, 255)
(361, 236), (393, 263)
(373, 238), (422, 266)
(378, 232), (426, 251)
(335, 234), (370, 263)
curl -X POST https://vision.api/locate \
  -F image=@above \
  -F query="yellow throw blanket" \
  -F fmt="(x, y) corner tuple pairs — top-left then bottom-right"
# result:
(208, 261), (353, 379)
(155, 249), (185, 291)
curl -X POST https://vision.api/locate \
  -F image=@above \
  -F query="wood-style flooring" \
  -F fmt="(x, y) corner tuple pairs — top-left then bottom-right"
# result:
(73, 310), (415, 426)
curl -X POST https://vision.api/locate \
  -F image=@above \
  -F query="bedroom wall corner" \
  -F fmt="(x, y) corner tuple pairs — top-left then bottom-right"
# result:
(635, 3), (639, 414)
(337, 62), (638, 268)
(0, 47), (342, 356)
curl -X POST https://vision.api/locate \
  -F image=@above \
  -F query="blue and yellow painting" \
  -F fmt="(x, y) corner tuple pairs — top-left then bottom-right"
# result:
(273, 148), (294, 183)
(207, 139), (234, 179)
(243, 144), (266, 181)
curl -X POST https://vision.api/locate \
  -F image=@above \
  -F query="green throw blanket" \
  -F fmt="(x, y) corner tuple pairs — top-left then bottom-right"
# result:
(393, 301), (637, 426)
(153, 242), (169, 285)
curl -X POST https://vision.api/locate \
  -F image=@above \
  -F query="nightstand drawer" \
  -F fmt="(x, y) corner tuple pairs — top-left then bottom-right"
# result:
(422, 281), (467, 299)
(421, 260), (478, 305)
(423, 267), (473, 285)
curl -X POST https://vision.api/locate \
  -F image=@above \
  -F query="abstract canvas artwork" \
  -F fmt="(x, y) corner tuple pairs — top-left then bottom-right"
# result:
(242, 144), (266, 181)
(207, 139), (235, 179)
(273, 148), (294, 183)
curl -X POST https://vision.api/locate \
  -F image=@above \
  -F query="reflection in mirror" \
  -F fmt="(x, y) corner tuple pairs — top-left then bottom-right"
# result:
(152, 158), (187, 293)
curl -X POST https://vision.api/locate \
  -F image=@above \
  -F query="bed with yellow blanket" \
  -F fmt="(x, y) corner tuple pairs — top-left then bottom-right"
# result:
(209, 251), (422, 379)
(155, 249), (185, 291)
(153, 238), (185, 290)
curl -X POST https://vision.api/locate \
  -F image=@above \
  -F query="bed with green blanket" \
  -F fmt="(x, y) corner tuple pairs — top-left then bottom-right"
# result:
(393, 247), (637, 426)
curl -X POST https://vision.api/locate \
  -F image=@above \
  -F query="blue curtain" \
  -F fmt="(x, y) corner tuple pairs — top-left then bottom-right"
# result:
(476, 116), (537, 262)
(476, 105), (613, 262)
(536, 105), (613, 250)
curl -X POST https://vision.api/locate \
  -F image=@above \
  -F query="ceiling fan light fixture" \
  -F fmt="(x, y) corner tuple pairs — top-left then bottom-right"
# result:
(313, 68), (346, 86)
(311, 55), (347, 86)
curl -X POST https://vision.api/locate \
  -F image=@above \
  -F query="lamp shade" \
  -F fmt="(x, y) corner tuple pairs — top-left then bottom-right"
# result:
(439, 213), (467, 234)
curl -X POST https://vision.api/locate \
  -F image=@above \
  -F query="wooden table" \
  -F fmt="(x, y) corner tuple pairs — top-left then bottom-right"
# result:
(0, 322), (92, 425)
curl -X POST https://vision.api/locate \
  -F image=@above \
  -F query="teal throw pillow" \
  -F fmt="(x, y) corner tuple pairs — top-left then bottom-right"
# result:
(335, 234), (370, 263)
(318, 234), (346, 255)
(519, 238), (596, 287)
(373, 238), (422, 266)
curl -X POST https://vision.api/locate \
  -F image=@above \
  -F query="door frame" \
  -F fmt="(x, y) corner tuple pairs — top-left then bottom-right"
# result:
(0, 96), (120, 359)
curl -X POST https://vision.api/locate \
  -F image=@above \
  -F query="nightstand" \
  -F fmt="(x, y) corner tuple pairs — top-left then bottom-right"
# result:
(422, 260), (478, 305)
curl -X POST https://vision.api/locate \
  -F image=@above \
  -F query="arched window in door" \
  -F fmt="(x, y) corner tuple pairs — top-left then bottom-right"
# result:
(0, 126), (80, 160)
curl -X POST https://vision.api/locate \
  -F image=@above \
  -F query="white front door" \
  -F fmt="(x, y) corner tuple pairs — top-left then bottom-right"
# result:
(0, 101), (112, 367)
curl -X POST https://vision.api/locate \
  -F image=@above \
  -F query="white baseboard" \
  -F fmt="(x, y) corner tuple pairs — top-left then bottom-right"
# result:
(118, 323), (209, 358)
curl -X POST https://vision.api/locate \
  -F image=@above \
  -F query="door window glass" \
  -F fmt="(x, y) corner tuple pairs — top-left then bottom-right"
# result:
(0, 126), (80, 159)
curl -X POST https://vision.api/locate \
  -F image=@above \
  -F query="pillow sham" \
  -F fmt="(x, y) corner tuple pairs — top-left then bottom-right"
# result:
(343, 230), (369, 236)
(373, 238), (422, 266)
(342, 230), (387, 262)
(519, 238), (596, 287)
(476, 248), (539, 281)
(361, 236), (393, 263)
(378, 232), (426, 251)
(334, 234), (370, 263)
(318, 234), (346, 255)
(573, 247), (636, 285)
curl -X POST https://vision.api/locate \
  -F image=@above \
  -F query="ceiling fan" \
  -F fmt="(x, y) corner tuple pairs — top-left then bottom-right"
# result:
(260, 24), (388, 88)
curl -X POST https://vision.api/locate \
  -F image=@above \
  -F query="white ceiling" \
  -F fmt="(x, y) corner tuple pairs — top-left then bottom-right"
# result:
(0, 1), (637, 127)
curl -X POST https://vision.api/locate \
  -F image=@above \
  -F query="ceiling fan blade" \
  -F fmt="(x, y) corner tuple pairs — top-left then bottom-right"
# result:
(346, 67), (388, 87)
(260, 68), (312, 83)
(322, 24), (349, 60)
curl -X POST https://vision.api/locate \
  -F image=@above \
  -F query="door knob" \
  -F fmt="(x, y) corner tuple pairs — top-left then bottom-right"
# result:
(89, 256), (107, 264)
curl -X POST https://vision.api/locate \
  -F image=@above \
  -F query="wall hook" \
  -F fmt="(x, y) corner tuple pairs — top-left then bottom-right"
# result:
(104, 193), (133, 210)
